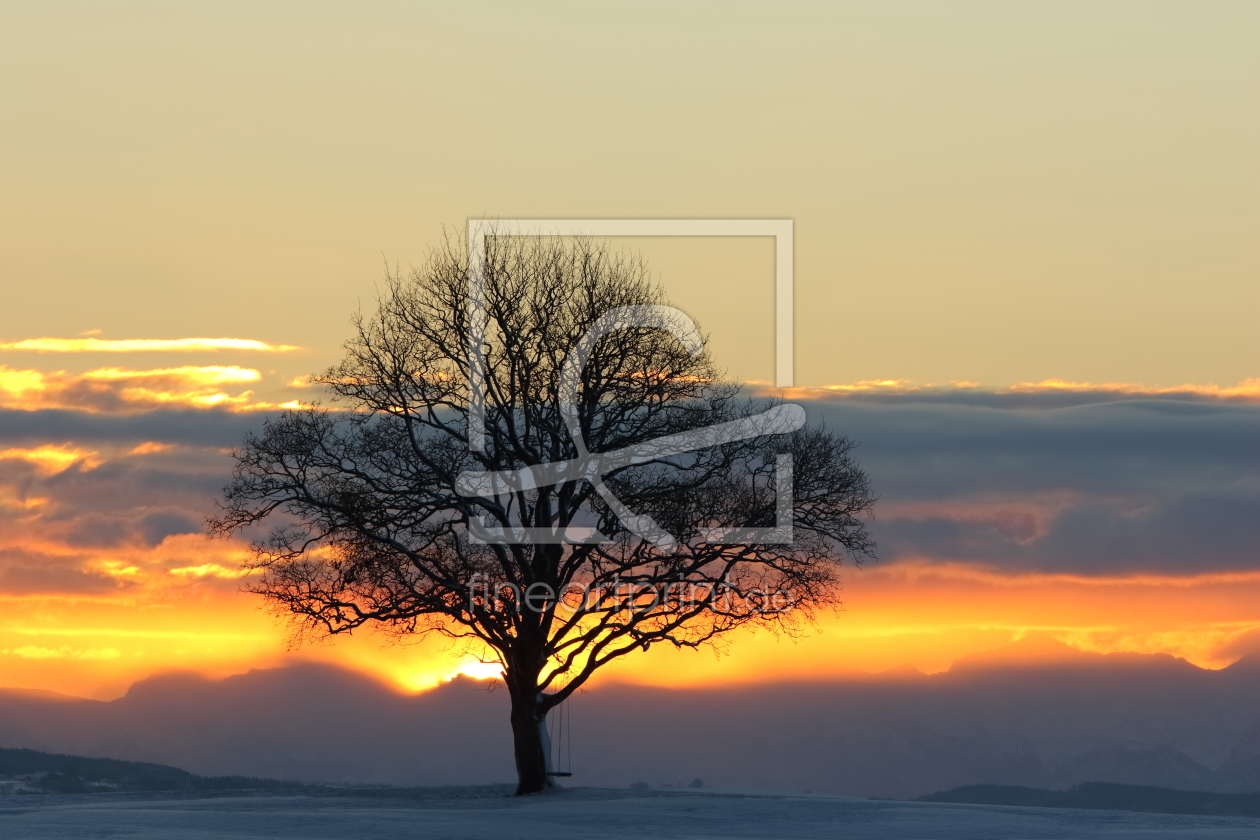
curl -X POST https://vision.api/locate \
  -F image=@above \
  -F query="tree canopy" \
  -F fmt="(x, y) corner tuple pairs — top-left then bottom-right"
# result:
(210, 232), (875, 794)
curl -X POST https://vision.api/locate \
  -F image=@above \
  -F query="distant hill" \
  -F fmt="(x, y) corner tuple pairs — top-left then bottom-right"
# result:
(0, 747), (304, 794)
(919, 781), (1260, 819)
(948, 632), (1205, 674)
(0, 666), (513, 789)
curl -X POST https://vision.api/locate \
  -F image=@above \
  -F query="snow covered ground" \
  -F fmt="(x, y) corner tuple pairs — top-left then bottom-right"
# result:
(1, 787), (1256, 840)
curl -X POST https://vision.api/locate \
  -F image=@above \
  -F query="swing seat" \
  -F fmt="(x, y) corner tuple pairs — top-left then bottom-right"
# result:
(546, 772), (573, 777)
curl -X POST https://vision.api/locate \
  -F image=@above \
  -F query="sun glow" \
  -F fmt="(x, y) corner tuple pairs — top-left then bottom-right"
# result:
(456, 660), (506, 680)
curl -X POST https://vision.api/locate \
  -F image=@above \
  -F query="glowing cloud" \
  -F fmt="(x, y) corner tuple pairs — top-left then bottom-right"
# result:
(0, 337), (299, 352)
(0, 364), (286, 413)
(0, 491), (49, 513)
(759, 378), (1260, 402)
(128, 441), (178, 456)
(1008, 378), (1260, 399)
(0, 444), (102, 474)
(168, 563), (251, 579)
(456, 660), (505, 680)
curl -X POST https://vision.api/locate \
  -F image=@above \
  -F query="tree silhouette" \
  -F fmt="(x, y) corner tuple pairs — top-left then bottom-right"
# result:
(210, 232), (875, 794)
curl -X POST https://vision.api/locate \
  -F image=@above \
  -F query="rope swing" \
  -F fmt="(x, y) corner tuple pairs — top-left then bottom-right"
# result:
(546, 697), (573, 778)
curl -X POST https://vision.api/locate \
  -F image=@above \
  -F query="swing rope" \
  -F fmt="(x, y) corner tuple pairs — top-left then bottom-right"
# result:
(557, 702), (564, 772)
(547, 695), (573, 777)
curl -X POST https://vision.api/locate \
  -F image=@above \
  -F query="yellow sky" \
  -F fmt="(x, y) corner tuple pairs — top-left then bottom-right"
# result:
(0, 1), (1255, 389)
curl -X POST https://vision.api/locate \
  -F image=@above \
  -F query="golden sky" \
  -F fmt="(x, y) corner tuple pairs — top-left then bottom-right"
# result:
(0, 2), (1256, 699)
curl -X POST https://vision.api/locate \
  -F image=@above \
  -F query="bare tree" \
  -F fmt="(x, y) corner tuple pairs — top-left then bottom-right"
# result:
(209, 232), (875, 795)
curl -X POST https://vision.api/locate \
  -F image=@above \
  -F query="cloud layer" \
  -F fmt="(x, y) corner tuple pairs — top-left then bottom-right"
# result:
(808, 394), (1259, 575)
(0, 382), (1254, 695)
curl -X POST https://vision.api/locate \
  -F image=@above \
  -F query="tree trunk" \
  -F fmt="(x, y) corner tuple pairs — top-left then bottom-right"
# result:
(509, 686), (552, 795)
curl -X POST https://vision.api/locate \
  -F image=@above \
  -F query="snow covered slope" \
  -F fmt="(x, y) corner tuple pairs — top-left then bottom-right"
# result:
(1, 787), (1256, 840)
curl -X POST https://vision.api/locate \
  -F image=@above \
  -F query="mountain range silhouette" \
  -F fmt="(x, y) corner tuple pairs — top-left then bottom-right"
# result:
(2, 636), (1258, 799)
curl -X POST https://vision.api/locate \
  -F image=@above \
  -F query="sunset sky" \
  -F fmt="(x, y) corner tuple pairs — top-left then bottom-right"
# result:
(0, 1), (1256, 700)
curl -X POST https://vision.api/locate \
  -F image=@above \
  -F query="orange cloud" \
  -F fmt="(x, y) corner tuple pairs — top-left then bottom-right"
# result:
(0, 492), (50, 514)
(757, 378), (1260, 402)
(1008, 378), (1260, 399)
(0, 529), (272, 697)
(168, 563), (251, 579)
(758, 379), (917, 399)
(0, 444), (102, 474)
(127, 441), (178, 456)
(0, 364), (308, 413)
(0, 337), (299, 352)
